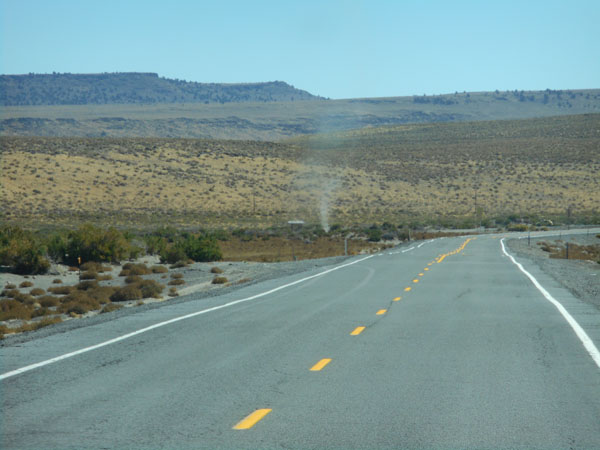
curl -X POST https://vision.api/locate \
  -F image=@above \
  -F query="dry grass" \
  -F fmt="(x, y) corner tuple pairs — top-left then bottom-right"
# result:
(101, 303), (123, 313)
(0, 317), (63, 339)
(538, 241), (600, 262)
(219, 236), (381, 262)
(1, 114), (598, 228)
(212, 276), (228, 285)
(119, 263), (151, 276)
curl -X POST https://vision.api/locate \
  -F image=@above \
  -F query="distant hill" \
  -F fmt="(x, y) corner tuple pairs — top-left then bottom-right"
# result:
(1, 74), (599, 140)
(0, 72), (322, 106)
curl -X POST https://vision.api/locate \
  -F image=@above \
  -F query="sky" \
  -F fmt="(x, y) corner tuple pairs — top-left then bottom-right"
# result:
(1, 0), (599, 99)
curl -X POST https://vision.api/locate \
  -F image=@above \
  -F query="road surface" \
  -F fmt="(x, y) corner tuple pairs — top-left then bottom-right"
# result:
(2, 233), (600, 449)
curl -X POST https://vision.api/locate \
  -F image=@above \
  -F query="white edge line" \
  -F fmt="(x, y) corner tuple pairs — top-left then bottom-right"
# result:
(1, 254), (375, 381)
(402, 246), (415, 253)
(500, 238), (600, 369)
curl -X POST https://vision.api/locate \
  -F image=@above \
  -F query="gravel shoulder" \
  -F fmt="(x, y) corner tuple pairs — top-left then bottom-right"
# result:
(506, 233), (600, 311)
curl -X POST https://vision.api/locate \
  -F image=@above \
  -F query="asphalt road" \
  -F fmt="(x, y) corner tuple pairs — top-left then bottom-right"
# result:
(2, 233), (600, 449)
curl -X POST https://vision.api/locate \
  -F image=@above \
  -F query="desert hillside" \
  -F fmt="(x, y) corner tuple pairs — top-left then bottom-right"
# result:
(1, 114), (598, 228)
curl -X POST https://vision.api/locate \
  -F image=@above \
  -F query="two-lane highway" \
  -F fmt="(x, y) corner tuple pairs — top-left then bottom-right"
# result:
(2, 235), (599, 449)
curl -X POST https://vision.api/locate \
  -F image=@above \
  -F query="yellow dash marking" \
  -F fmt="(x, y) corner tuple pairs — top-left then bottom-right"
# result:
(428, 262), (433, 266)
(393, 296), (402, 301)
(376, 309), (387, 315)
(351, 326), (366, 335)
(233, 409), (272, 430)
(310, 358), (332, 371)
(404, 287), (412, 292)
(424, 268), (429, 271)
(413, 279), (419, 283)
(418, 273), (424, 276)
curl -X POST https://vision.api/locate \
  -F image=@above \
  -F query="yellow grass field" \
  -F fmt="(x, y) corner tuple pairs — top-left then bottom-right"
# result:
(1, 114), (599, 228)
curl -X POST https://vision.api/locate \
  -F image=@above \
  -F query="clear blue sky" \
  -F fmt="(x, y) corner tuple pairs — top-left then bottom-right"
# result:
(1, 0), (598, 99)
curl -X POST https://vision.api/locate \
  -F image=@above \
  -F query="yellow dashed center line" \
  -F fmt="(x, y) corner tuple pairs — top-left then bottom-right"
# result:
(350, 326), (366, 336)
(413, 279), (419, 283)
(404, 287), (412, 292)
(424, 268), (429, 271)
(393, 296), (402, 301)
(376, 309), (387, 315)
(418, 273), (424, 276)
(310, 358), (332, 371)
(233, 409), (272, 430)
(436, 238), (475, 263)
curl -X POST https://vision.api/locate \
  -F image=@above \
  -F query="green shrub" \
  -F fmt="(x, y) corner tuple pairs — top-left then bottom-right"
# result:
(52, 278), (63, 284)
(58, 224), (141, 265)
(185, 236), (222, 262)
(168, 287), (179, 297)
(210, 266), (223, 274)
(30, 288), (45, 296)
(110, 285), (143, 302)
(159, 234), (222, 264)
(4, 283), (16, 289)
(46, 231), (70, 263)
(0, 226), (50, 275)
(168, 279), (185, 286)
(97, 274), (113, 281)
(212, 276), (228, 284)
(144, 235), (168, 255)
(160, 244), (187, 264)
(151, 265), (168, 273)
(170, 272), (184, 279)
(19, 281), (34, 288)
(367, 228), (382, 242)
